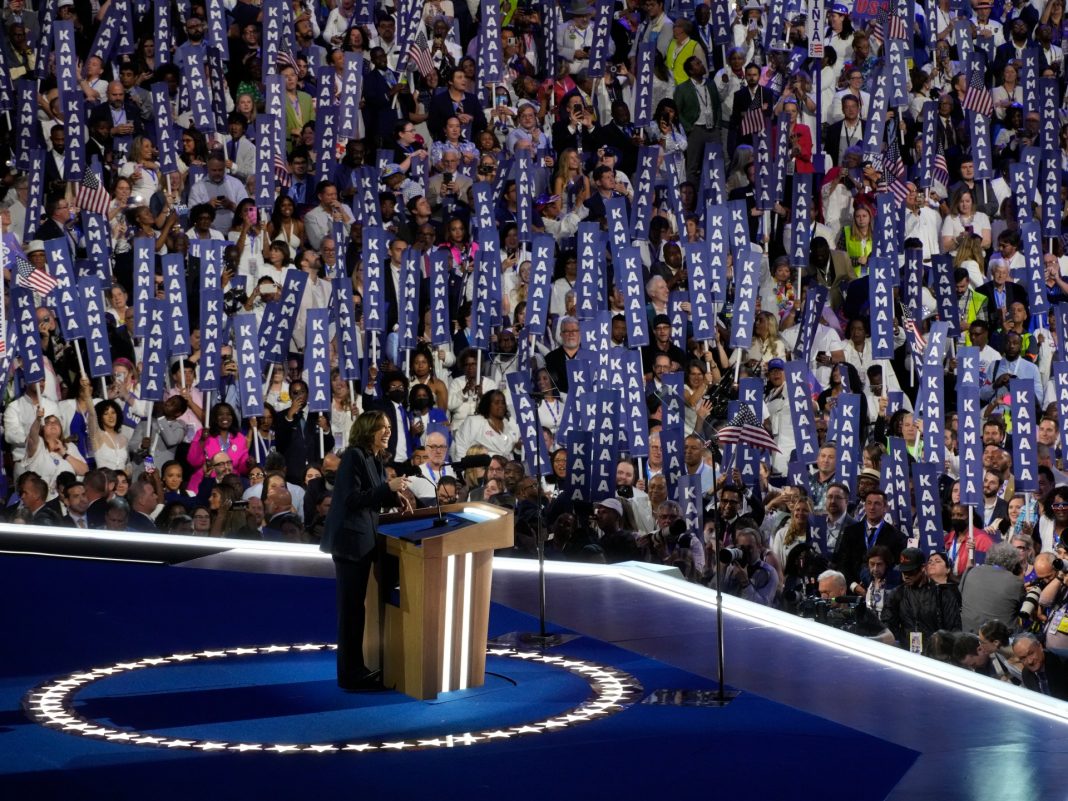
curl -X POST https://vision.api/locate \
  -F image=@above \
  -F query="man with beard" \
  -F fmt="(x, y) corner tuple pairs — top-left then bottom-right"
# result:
(484, 328), (527, 387)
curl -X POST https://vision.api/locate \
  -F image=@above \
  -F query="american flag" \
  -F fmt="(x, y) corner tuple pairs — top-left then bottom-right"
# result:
(14, 253), (57, 296)
(902, 305), (927, 355)
(879, 133), (910, 204)
(933, 139), (950, 187)
(741, 106), (765, 137)
(962, 67), (994, 117)
(872, 11), (909, 46)
(715, 405), (781, 453)
(75, 168), (112, 216)
(407, 26), (436, 80)
(274, 153), (293, 189)
(275, 49), (300, 74)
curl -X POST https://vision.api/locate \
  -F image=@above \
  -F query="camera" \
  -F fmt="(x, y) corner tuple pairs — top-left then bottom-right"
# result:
(478, 165), (494, 175)
(616, 485), (634, 499)
(1019, 585), (1043, 623)
(443, 172), (454, 184)
(1053, 558), (1066, 572)
(718, 546), (745, 565)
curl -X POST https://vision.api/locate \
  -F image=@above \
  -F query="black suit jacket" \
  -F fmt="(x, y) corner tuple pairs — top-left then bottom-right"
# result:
(592, 122), (639, 176)
(552, 119), (597, 159)
(426, 89), (487, 142)
(824, 120), (866, 167)
(88, 100), (145, 139)
(320, 446), (398, 561)
(1022, 650), (1068, 701)
(127, 510), (159, 533)
(834, 519), (907, 589)
(363, 69), (406, 144)
(33, 217), (67, 244)
(274, 410), (335, 486)
(728, 86), (773, 151)
(976, 280), (1028, 314)
(30, 505), (63, 527)
(86, 496), (109, 528)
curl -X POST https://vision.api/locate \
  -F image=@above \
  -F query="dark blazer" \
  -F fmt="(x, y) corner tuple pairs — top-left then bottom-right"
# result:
(274, 410), (335, 486)
(127, 510), (159, 533)
(551, 119), (597, 159)
(88, 99), (145, 139)
(1022, 650), (1068, 701)
(86, 496), (109, 528)
(426, 89), (487, 143)
(30, 505), (63, 526)
(592, 121), (640, 176)
(728, 85), (774, 151)
(320, 446), (398, 561)
(834, 519), (907, 589)
(32, 217), (67, 244)
(824, 120), (865, 168)
(363, 69), (407, 146)
(976, 280), (1028, 314)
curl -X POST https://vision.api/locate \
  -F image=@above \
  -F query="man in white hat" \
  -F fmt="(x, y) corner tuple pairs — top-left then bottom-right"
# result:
(558, 2), (603, 76)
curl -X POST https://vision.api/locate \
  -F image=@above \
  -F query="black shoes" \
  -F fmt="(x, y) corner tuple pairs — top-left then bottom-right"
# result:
(338, 669), (385, 692)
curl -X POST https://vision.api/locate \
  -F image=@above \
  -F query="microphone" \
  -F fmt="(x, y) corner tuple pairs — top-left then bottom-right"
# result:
(428, 453), (493, 527)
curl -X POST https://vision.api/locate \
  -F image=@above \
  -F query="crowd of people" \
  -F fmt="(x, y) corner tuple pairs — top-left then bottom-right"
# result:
(5, 0), (1068, 698)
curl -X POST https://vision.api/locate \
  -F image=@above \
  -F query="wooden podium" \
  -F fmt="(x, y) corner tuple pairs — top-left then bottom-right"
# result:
(362, 503), (513, 700)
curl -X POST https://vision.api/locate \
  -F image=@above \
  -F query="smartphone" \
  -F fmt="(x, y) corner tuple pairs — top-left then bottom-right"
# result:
(443, 172), (454, 184)
(231, 500), (249, 509)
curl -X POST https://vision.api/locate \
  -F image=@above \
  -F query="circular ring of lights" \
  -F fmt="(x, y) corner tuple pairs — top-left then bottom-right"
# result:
(23, 643), (643, 754)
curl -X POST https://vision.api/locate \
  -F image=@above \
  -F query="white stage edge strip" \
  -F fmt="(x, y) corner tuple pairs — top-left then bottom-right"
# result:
(493, 558), (1068, 725)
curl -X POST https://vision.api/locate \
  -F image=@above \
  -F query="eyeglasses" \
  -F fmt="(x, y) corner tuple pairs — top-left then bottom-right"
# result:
(1052, 502), (1068, 510)
(427, 444), (446, 450)
(249, 471), (265, 479)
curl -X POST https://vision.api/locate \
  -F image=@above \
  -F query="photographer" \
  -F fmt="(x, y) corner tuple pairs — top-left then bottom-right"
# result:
(1033, 552), (1068, 649)
(643, 499), (705, 580)
(817, 570), (895, 643)
(720, 528), (778, 606)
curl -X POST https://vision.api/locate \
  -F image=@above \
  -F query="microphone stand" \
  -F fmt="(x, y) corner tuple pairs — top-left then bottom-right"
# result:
(702, 421), (738, 707)
(520, 413), (558, 647)
(519, 343), (560, 647)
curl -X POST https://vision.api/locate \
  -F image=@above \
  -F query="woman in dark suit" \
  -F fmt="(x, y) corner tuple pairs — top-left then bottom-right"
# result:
(321, 410), (412, 691)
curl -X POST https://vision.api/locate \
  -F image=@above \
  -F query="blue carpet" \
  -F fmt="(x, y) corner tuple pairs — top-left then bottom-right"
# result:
(0, 555), (918, 800)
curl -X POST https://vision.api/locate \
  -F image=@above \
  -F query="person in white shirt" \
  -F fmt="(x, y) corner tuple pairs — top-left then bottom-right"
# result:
(304, 180), (355, 251)
(903, 183), (942, 263)
(972, 4), (1005, 49)
(828, 69), (871, 125)
(187, 156), (249, 234)
(410, 429), (457, 501)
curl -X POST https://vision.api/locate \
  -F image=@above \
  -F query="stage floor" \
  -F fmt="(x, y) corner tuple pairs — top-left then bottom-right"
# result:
(2, 527), (1065, 800)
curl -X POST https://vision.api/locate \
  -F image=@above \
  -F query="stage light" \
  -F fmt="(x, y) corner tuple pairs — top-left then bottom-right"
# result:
(24, 644), (643, 754)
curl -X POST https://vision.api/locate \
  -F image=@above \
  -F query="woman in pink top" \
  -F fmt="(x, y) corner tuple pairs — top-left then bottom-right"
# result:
(186, 402), (249, 492)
